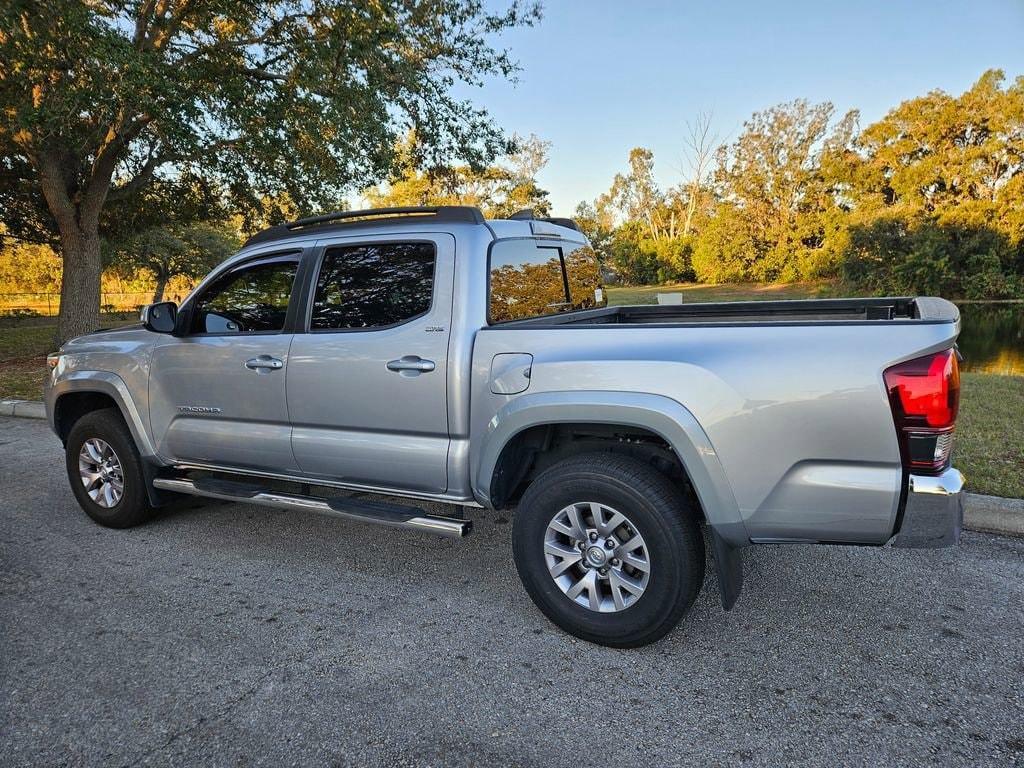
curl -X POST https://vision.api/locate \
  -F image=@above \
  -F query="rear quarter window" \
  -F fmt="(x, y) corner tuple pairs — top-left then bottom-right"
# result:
(488, 238), (605, 323)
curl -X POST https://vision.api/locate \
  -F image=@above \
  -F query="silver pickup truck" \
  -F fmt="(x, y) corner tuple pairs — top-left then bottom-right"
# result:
(45, 206), (965, 647)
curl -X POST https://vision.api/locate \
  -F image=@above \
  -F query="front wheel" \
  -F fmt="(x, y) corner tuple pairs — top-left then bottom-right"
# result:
(512, 453), (705, 647)
(65, 408), (156, 529)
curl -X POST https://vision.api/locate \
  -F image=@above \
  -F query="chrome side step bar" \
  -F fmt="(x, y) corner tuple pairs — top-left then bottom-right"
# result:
(152, 477), (472, 538)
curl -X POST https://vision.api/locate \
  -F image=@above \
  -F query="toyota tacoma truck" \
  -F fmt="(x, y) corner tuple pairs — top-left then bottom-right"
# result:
(44, 206), (965, 647)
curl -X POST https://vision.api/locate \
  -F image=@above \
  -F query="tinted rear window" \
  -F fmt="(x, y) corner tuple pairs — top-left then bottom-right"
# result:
(488, 239), (605, 323)
(311, 242), (435, 330)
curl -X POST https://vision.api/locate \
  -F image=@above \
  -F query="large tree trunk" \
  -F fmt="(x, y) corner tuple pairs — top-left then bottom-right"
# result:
(57, 227), (103, 342)
(37, 149), (109, 344)
(151, 268), (169, 303)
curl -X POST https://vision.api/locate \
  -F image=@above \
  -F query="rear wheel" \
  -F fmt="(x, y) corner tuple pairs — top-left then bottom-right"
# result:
(512, 453), (704, 647)
(65, 408), (155, 529)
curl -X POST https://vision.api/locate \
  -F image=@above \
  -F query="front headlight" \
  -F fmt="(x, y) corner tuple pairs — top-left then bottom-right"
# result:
(46, 353), (62, 372)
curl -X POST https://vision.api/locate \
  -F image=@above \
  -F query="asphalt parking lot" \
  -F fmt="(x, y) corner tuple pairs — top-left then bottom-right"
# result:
(1, 415), (1022, 767)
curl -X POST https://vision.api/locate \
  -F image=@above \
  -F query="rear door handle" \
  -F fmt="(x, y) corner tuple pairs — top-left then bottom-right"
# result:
(245, 356), (284, 372)
(386, 356), (435, 375)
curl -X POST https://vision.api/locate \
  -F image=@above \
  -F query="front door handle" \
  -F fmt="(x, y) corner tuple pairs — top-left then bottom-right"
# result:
(245, 356), (284, 372)
(386, 355), (436, 376)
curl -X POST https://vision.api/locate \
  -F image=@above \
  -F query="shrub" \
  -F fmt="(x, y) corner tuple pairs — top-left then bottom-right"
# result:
(0, 308), (41, 326)
(692, 206), (756, 283)
(843, 215), (1024, 299)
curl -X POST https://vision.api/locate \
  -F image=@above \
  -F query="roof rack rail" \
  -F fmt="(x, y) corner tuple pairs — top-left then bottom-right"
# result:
(507, 208), (581, 232)
(243, 205), (485, 247)
(287, 205), (484, 229)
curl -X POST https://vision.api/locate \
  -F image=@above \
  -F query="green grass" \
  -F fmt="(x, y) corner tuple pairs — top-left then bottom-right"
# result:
(0, 316), (136, 402)
(956, 373), (1024, 499)
(0, 360), (45, 400)
(0, 324), (59, 401)
(0, 324), (60, 360)
(607, 280), (835, 306)
(0, 314), (138, 360)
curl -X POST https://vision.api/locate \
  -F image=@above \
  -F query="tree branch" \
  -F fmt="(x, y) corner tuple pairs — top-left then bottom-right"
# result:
(80, 115), (155, 223)
(36, 148), (79, 237)
(243, 67), (288, 82)
(107, 152), (164, 202)
(133, 0), (157, 49)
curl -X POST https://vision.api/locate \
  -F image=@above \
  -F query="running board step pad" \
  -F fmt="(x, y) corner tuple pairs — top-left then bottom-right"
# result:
(193, 477), (265, 498)
(153, 477), (472, 538)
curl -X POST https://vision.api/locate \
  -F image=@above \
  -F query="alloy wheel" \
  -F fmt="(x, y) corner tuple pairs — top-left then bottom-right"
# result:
(544, 501), (651, 612)
(78, 438), (124, 508)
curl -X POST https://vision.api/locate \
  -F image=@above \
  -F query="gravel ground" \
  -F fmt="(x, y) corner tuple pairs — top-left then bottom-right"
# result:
(1, 415), (1022, 767)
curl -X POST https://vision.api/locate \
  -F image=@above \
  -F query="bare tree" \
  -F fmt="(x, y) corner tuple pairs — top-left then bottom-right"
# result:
(680, 112), (720, 236)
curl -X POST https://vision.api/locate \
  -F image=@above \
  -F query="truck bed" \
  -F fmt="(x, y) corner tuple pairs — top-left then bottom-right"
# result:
(471, 293), (960, 548)
(494, 297), (959, 328)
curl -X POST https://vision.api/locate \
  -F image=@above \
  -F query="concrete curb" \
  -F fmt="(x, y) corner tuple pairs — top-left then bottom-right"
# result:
(963, 493), (1024, 538)
(1, 399), (1021, 538)
(0, 399), (46, 419)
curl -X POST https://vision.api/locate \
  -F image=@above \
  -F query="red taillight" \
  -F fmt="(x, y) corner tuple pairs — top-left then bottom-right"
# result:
(884, 348), (960, 473)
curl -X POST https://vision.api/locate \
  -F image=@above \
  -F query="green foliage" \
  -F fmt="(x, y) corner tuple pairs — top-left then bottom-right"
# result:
(835, 70), (1024, 297)
(649, 237), (695, 283)
(0, 241), (62, 293)
(586, 70), (1024, 298)
(592, 149), (699, 284)
(364, 134), (551, 218)
(108, 222), (240, 302)
(691, 204), (757, 283)
(712, 100), (857, 282)
(843, 215), (1022, 299)
(0, 0), (541, 339)
(607, 222), (658, 285)
(573, 200), (615, 268)
(1, 0), (542, 225)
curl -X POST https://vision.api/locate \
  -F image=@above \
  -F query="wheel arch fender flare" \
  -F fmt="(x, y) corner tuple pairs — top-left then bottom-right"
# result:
(49, 371), (157, 459)
(472, 390), (748, 548)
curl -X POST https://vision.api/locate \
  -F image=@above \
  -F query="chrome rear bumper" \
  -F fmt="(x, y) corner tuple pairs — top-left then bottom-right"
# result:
(891, 467), (965, 548)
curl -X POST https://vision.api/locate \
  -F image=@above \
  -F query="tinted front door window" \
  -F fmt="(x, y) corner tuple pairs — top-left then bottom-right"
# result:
(190, 256), (299, 334)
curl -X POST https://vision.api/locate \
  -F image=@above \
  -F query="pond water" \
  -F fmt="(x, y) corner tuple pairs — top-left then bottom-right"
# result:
(958, 302), (1024, 375)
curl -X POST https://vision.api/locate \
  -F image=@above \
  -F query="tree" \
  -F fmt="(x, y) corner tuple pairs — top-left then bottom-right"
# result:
(710, 100), (857, 281)
(109, 222), (238, 303)
(691, 203), (757, 283)
(0, 238), (62, 294)
(837, 70), (1024, 297)
(573, 200), (614, 266)
(606, 148), (675, 240)
(496, 133), (553, 218)
(0, 0), (541, 341)
(364, 133), (552, 217)
(679, 112), (719, 236)
(850, 69), (1024, 216)
(593, 147), (698, 283)
(97, 172), (238, 301)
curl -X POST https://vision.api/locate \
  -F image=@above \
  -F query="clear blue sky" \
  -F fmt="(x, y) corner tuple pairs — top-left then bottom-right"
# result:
(455, 0), (1024, 214)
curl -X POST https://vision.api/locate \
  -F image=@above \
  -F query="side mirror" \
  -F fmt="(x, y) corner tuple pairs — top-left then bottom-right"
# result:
(141, 301), (178, 334)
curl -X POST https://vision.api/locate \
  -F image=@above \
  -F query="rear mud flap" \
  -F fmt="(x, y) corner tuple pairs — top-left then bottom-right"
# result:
(710, 527), (743, 611)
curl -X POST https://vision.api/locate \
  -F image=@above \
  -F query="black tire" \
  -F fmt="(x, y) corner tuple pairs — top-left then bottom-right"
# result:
(65, 407), (155, 529)
(512, 452), (705, 648)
